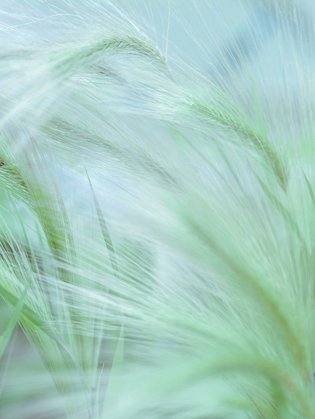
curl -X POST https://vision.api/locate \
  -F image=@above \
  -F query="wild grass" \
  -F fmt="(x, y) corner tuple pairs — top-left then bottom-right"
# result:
(0, 0), (315, 418)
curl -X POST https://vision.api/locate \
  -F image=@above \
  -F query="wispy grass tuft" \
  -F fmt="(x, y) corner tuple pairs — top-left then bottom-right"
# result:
(0, 1), (315, 419)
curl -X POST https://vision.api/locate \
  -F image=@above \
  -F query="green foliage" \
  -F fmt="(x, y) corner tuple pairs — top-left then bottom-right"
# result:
(0, 1), (315, 418)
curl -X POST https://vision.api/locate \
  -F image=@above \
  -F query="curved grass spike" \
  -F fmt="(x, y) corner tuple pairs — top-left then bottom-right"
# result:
(186, 97), (287, 190)
(54, 35), (167, 75)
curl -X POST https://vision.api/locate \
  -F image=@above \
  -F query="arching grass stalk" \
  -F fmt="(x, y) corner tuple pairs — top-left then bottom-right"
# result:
(53, 36), (167, 77)
(186, 97), (287, 190)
